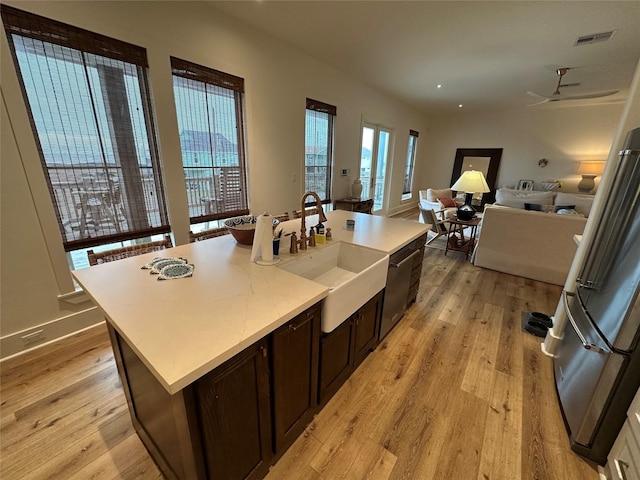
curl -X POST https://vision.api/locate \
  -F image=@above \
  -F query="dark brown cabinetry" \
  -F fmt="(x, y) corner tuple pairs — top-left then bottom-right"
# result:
(108, 303), (320, 480)
(318, 290), (383, 405)
(408, 233), (427, 306)
(270, 304), (320, 454)
(194, 339), (272, 480)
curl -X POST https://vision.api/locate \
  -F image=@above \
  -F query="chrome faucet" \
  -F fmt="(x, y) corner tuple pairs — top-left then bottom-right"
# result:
(298, 191), (328, 251)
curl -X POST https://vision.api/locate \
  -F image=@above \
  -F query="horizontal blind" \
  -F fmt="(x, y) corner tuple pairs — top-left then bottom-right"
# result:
(305, 98), (336, 205)
(171, 57), (249, 222)
(1, 5), (147, 66)
(403, 130), (419, 195)
(2, 5), (170, 251)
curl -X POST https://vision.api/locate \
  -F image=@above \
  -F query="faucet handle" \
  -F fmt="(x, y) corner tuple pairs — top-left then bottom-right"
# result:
(308, 228), (316, 247)
(287, 232), (298, 254)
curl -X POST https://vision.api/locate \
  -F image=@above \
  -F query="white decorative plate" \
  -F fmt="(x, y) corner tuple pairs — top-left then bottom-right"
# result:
(157, 263), (194, 280)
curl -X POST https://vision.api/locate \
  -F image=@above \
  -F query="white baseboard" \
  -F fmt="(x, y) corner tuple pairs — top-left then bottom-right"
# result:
(0, 307), (104, 361)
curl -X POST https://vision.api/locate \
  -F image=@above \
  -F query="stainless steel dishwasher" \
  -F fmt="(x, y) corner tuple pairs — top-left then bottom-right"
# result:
(379, 242), (423, 340)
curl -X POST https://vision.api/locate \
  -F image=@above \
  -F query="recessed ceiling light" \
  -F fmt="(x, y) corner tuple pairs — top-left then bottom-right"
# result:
(437, 84), (442, 89)
(458, 104), (463, 108)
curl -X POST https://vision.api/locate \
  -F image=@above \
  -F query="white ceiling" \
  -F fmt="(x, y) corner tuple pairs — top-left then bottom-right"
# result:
(210, 1), (640, 114)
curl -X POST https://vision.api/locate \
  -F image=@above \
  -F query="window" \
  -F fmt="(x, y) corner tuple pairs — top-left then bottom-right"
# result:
(402, 130), (419, 199)
(1, 6), (170, 259)
(305, 99), (336, 205)
(171, 57), (249, 226)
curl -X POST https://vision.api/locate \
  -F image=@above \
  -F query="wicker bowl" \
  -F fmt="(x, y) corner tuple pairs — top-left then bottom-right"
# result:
(224, 215), (280, 245)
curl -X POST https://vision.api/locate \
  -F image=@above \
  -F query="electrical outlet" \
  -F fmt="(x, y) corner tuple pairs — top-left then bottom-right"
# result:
(292, 172), (297, 183)
(341, 168), (348, 176)
(21, 329), (45, 345)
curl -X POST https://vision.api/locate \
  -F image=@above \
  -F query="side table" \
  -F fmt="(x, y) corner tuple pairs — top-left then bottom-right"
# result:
(333, 198), (373, 214)
(445, 216), (481, 260)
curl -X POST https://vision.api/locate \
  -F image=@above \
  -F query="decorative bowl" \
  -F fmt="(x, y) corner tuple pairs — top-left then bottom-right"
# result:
(224, 215), (280, 245)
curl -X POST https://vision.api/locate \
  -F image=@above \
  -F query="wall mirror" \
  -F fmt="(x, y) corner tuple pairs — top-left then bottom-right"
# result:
(450, 148), (502, 208)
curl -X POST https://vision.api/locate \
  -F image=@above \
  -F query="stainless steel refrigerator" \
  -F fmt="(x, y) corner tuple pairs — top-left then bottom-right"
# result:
(554, 126), (640, 465)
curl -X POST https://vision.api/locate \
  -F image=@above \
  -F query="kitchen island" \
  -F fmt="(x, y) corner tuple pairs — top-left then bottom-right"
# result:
(73, 210), (428, 480)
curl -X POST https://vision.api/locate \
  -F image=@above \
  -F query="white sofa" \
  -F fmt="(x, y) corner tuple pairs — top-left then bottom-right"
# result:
(494, 188), (595, 217)
(474, 203), (588, 286)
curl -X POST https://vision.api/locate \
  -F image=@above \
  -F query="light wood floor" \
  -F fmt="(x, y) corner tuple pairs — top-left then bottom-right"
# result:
(1, 212), (599, 479)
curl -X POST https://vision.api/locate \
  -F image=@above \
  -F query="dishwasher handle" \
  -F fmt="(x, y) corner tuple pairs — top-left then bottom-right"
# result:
(389, 249), (422, 268)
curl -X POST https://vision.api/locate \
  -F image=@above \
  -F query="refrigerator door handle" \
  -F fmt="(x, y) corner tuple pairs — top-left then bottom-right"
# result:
(563, 291), (611, 354)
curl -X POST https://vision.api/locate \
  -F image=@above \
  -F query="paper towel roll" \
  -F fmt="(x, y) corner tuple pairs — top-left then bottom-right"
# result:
(250, 213), (273, 263)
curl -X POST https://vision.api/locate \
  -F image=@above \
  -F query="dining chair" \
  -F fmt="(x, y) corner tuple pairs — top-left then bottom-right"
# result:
(273, 213), (290, 222)
(293, 207), (319, 219)
(87, 235), (173, 266)
(188, 227), (230, 243)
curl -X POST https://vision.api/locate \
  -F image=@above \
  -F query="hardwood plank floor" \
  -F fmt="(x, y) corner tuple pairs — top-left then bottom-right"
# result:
(1, 210), (600, 479)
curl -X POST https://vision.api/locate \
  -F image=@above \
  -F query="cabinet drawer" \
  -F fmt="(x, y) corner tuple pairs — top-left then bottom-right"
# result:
(607, 421), (640, 480)
(410, 268), (421, 286)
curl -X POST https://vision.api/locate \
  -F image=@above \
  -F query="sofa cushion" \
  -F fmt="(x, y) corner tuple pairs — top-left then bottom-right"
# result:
(555, 192), (594, 217)
(495, 188), (555, 209)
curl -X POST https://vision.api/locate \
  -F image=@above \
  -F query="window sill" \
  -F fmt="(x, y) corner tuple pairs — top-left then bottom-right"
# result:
(58, 289), (92, 305)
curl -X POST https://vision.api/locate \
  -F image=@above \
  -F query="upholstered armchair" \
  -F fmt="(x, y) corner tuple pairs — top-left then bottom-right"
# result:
(418, 188), (463, 220)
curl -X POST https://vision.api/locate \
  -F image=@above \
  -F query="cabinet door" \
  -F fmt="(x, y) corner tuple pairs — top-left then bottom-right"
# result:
(607, 421), (640, 480)
(271, 305), (320, 454)
(194, 338), (272, 480)
(319, 319), (354, 405)
(353, 291), (383, 367)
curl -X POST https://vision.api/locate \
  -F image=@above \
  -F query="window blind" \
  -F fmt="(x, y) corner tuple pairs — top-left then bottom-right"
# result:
(2, 5), (170, 251)
(403, 130), (419, 195)
(171, 57), (249, 223)
(305, 98), (336, 205)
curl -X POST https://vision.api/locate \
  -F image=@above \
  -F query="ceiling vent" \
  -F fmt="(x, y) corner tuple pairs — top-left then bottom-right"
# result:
(575, 30), (617, 46)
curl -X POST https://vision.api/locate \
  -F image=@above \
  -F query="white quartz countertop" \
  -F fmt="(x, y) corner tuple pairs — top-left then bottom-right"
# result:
(73, 210), (428, 394)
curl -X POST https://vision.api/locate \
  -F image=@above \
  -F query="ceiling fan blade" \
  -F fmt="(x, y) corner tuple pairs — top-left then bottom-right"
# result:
(527, 97), (551, 106)
(526, 90), (550, 100)
(549, 90), (619, 101)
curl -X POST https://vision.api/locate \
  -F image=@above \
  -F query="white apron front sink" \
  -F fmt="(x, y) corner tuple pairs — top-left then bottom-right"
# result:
(278, 242), (389, 332)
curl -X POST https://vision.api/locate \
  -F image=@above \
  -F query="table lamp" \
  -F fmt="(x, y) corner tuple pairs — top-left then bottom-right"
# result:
(577, 161), (606, 193)
(451, 170), (490, 221)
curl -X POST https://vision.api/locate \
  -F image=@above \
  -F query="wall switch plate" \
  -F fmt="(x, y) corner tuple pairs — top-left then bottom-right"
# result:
(341, 168), (348, 176)
(292, 172), (297, 182)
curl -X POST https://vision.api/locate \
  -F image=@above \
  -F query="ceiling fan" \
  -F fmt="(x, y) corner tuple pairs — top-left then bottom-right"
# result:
(527, 67), (619, 105)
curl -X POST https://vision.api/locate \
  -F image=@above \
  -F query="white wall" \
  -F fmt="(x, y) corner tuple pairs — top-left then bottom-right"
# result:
(423, 102), (624, 193)
(0, 1), (430, 357)
(2, 1), (636, 359)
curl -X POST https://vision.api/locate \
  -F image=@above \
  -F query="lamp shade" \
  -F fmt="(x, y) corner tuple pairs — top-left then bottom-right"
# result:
(577, 161), (606, 176)
(451, 170), (490, 193)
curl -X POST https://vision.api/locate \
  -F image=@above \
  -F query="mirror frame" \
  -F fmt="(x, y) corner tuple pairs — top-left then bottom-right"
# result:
(450, 148), (503, 208)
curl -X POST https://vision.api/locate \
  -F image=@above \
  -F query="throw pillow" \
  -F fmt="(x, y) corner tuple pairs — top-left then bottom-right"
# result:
(554, 204), (576, 212)
(438, 197), (458, 208)
(524, 203), (542, 211)
(427, 188), (453, 202)
(495, 188), (555, 209)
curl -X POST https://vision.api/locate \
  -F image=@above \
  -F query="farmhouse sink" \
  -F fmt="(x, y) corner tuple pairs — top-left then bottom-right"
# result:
(278, 242), (389, 332)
